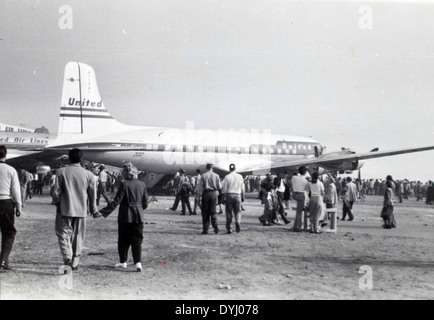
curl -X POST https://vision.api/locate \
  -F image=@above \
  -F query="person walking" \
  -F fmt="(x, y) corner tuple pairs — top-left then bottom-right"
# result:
(97, 165), (110, 206)
(180, 180), (194, 216)
(18, 168), (29, 207)
(197, 164), (221, 234)
(170, 169), (188, 212)
(258, 175), (278, 226)
(101, 163), (148, 272)
(341, 177), (357, 221)
(0, 146), (22, 271)
(53, 148), (99, 271)
(221, 164), (245, 234)
(273, 172), (291, 225)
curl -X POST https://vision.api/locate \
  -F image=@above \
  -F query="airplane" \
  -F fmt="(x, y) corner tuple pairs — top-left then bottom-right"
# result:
(5, 61), (434, 181)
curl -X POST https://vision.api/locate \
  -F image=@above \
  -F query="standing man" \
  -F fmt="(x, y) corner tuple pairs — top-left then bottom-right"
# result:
(170, 169), (187, 212)
(324, 172), (338, 210)
(341, 177), (357, 221)
(18, 168), (29, 207)
(97, 165), (110, 206)
(290, 166), (310, 232)
(53, 148), (99, 271)
(192, 169), (202, 215)
(179, 180), (194, 216)
(26, 171), (33, 201)
(0, 146), (22, 271)
(221, 164), (245, 234)
(197, 163), (221, 234)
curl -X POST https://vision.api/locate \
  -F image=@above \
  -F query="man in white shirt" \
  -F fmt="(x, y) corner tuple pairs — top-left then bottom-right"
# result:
(97, 165), (110, 206)
(221, 164), (245, 234)
(290, 166), (310, 232)
(0, 146), (22, 270)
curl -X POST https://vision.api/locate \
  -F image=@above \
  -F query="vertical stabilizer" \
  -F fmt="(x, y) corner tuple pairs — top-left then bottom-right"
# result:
(59, 62), (137, 135)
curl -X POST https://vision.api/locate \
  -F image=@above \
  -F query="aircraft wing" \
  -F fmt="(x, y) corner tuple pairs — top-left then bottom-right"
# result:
(5, 150), (67, 170)
(238, 145), (434, 174)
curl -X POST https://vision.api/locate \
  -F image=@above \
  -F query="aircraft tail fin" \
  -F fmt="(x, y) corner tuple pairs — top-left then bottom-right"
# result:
(59, 62), (135, 135)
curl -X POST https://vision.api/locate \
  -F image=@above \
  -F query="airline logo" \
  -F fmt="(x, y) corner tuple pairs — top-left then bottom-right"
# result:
(60, 97), (113, 119)
(68, 98), (103, 108)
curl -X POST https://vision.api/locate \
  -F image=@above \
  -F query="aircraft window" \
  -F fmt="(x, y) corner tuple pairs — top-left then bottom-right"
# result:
(278, 149), (282, 154)
(285, 149), (290, 154)
(288, 145), (293, 149)
(282, 143), (287, 148)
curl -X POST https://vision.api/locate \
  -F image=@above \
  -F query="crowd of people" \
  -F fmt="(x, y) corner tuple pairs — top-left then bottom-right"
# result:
(1, 143), (433, 273)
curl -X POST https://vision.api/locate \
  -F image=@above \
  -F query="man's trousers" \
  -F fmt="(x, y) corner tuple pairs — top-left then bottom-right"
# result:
(97, 182), (110, 205)
(0, 200), (17, 265)
(118, 222), (143, 264)
(292, 192), (306, 231)
(225, 194), (241, 232)
(201, 191), (218, 233)
(55, 211), (86, 267)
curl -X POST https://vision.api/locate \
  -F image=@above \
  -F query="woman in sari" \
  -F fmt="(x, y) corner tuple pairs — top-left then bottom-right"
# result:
(381, 180), (396, 229)
(308, 172), (326, 234)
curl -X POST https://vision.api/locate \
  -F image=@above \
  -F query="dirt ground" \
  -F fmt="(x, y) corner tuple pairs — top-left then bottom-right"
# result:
(0, 190), (433, 300)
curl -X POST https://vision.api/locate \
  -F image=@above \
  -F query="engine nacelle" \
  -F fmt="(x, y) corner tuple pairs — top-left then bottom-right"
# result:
(320, 160), (364, 172)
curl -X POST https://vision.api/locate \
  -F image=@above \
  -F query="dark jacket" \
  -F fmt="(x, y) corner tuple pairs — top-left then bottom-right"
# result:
(179, 182), (193, 196)
(101, 179), (148, 223)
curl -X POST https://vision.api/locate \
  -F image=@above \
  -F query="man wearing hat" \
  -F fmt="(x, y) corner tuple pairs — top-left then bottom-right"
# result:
(221, 164), (245, 233)
(197, 164), (221, 234)
(97, 164), (110, 206)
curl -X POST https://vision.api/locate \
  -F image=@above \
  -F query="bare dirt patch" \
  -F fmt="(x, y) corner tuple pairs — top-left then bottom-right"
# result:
(1, 193), (433, 300)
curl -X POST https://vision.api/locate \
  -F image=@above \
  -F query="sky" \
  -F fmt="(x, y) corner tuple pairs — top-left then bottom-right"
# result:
(1, 0), (434, 180)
